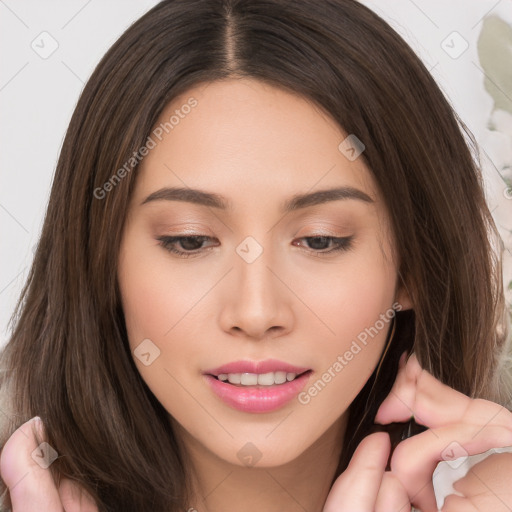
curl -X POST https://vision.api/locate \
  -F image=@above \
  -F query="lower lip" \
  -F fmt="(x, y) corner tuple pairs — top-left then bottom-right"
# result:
(203, 371), (312, 413)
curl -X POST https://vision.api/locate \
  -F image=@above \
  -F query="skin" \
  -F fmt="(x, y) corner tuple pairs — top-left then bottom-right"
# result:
(1, 79), (511, 511)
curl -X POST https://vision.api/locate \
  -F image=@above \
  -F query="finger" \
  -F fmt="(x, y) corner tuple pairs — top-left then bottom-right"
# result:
(375, 354), (512, 432)
(452, 454), (512, 510)
(375, 353), (466, 425)
(441, 494), (479, 512)
(59, 478), (99, 512)
(390, 423), (512, 512)
(0, 417), (63, 512)
(375, 471), (411, 512)
(323, 432), (390, 512)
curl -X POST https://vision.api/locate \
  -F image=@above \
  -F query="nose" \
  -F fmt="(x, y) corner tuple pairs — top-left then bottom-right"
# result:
(217, 244), (294, 340)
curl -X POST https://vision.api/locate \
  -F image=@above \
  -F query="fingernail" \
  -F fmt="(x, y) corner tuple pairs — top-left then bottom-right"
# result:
(32, 416), (44, 432)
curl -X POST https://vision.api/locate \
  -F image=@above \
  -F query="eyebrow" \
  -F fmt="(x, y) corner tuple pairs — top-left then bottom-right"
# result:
(141, 186), (373, 212)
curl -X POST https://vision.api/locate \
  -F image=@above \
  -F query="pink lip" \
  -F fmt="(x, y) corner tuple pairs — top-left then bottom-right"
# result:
(203, 359), (311, 377)
(202, 359), (313, 413)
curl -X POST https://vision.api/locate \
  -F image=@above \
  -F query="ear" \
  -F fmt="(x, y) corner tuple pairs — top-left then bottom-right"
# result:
(395, 274), (413, 311)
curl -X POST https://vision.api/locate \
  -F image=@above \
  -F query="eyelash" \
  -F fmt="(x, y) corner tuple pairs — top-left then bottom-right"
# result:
(156, 234), (354, 258)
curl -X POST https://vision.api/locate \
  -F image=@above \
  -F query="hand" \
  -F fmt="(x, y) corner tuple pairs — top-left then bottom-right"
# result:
(442, 451), (512, 510)
(375, 352), (512, 512)
(323, 431), (412, 511)
(0, 416), (98, 511)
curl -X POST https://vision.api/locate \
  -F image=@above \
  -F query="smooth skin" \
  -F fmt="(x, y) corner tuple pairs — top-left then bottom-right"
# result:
(1, 79), (511, 511)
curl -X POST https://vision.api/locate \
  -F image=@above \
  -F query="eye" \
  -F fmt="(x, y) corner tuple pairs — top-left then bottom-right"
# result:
(156, 235), (218, 258)
(156, 234), (354, 258)
(292, 235), (353, 254)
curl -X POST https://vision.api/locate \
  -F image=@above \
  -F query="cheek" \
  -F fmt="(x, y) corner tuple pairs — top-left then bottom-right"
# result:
(292, 247), (397, 408)
(334, 267), (395, 344)
(117, 237), (211, 421)
(293, 246), (397, 351)
(117, 234), (213, 404)
(118, 235), (214, 349)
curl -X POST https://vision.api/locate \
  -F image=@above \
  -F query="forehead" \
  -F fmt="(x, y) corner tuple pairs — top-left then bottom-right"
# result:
(134, 78), (378, 206)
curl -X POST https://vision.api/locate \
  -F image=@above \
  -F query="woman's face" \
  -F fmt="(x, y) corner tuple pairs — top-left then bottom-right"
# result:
(118, 78), (410, 467)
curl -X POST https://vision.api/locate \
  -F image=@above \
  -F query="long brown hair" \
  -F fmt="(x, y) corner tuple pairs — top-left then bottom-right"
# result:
(1, 0), (510, 510)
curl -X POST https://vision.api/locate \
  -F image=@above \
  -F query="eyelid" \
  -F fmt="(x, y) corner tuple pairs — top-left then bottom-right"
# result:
(153, 223), (214, 235)
(294, 223), (352, 237)
(156, 235), (219, 259)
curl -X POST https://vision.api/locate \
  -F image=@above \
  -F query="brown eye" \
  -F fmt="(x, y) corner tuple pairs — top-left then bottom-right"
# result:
(157, 235), (218, 258)
(292, 235), (353, 254)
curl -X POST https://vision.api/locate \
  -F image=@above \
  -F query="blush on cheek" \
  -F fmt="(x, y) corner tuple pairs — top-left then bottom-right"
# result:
(329, 275), (395, 342)
(311, 288), (396, 399)
(118, 252), (177, 341)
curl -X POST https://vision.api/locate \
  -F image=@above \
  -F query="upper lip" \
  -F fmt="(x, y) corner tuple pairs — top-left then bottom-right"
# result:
(204, 359), (311, 377)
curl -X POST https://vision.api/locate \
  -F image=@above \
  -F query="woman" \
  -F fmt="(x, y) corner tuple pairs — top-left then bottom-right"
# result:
(1, 0), (511, 510)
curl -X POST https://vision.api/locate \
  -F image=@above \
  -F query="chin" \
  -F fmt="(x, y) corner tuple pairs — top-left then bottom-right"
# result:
(215, 433), (316, 469)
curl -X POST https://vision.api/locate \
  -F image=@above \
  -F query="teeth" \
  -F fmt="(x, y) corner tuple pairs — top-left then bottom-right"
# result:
(217, 371), (299, 386)
(241, 373), (258, 385)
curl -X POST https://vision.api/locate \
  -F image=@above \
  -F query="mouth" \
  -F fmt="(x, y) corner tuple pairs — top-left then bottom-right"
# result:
(202, 362), (314, 413)
(208, 369), (313, 387)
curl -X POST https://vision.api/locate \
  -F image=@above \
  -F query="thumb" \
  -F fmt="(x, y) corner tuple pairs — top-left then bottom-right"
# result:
(0, 416), (63, 511)
(323, 432), (390, 512)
